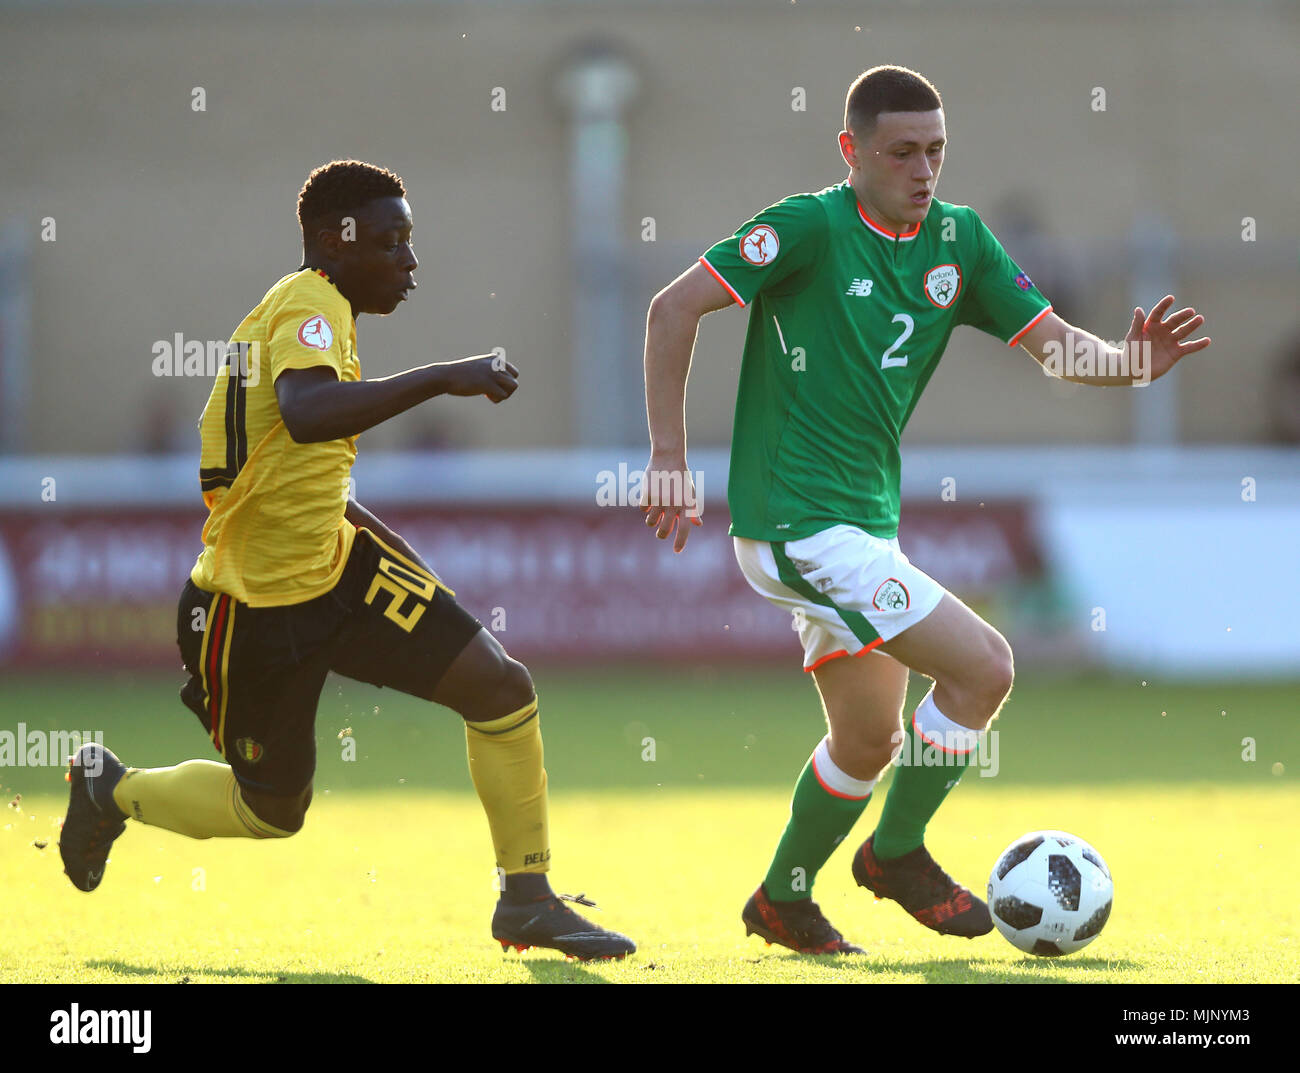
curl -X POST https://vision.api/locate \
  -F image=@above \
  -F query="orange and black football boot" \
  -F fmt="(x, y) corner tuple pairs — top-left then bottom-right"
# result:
(742, 884), (865, 954)
(851, 833), (993, 937)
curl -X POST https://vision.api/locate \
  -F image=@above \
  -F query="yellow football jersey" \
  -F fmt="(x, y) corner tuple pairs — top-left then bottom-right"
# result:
(191, 268), (360, 607)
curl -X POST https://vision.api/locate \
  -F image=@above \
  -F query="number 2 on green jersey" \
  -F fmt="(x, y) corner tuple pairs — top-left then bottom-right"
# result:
(880, 313), (913, 369)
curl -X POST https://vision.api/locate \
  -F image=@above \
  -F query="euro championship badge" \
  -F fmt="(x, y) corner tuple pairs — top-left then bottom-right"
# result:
(739, 224), (779, 266)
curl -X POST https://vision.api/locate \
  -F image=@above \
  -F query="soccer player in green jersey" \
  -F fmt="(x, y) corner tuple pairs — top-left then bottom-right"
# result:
(640, 66), (1210, 953)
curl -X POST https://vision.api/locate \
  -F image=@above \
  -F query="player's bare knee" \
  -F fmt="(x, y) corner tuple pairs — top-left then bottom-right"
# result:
(261, 801), (308, 835)
(495, 656), (535, 714)
(881, 722), (912, 768)
(242, 785), (310, 835)
(455, 644), (534, 722)
(982, 632), (1015, 714)
(950, 632), (1014, 725)
(828, 724), (897, 780)
(860, 741), (898, 780)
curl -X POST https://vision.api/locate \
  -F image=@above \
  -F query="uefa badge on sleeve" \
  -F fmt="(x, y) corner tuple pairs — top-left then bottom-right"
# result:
(740, 224), (779, 266)
(297, 315), (334, 351)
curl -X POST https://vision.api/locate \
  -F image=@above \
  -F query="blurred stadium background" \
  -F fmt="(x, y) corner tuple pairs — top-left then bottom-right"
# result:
(0, 0), (1297, 678)
(1, 0), (1297, 989)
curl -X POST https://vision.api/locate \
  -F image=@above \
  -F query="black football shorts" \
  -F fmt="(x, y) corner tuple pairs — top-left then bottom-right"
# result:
(176, 527), (482, 796)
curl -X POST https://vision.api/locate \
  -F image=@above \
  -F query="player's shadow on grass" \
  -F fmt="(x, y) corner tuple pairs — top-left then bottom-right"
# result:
(752, 952), (1139, 982)
(85, 959), (375, 984)
(948, 955), (1143, 982)
(510, 956), (624, 983)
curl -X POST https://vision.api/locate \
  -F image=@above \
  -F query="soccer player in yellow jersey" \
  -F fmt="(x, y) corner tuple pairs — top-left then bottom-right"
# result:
(59, 160), (635, 961)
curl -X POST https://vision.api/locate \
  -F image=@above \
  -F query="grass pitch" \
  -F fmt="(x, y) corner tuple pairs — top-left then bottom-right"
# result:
(1, 668), (1295, 983)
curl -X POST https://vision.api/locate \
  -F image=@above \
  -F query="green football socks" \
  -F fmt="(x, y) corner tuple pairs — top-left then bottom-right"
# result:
(762, 737), (875, 901)
(872, 689), (979, 860)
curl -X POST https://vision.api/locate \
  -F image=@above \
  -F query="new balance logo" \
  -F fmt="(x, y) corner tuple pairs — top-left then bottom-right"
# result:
(845, 278), (875, 297)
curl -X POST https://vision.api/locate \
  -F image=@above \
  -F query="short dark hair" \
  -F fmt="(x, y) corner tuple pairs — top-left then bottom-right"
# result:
(297, 159), (406, 238)
(844, 66), (943, 137)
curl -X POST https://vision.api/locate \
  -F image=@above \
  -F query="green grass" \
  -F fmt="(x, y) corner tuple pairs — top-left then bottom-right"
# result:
(1, 668), (1295, 983)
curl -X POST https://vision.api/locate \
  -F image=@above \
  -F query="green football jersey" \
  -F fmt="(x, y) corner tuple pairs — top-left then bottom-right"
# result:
(701, 181), (1051, 541)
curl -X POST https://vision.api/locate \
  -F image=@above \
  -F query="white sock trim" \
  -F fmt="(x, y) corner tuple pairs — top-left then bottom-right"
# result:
(912, 692), (980, 754)
(811, 736), (876, 799)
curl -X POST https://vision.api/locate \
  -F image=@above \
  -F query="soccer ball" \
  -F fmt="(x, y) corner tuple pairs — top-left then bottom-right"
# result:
(987, 830), (1113, 957)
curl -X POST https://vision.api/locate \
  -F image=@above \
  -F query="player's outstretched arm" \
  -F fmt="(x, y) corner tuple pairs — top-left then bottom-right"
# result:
(1017, 299), (1210, 386)
(641, 262), (734, 553)
(275, 355), (520, 444)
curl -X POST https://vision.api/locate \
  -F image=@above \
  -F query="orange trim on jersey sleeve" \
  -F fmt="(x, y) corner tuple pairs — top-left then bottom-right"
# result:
(1008, 304), (1054, 347)
(698, 256), (745, 307)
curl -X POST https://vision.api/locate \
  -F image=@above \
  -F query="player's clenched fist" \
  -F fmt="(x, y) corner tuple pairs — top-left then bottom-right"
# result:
(440, 353), (520, 403)
(639, 454), (702, 553)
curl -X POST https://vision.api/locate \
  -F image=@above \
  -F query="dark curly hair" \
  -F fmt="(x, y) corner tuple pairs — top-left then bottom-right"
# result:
(297, 160), (406, 238)
(845, 66), (943, 138)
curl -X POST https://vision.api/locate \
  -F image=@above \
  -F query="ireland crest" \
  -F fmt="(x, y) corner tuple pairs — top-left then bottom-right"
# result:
(872, 578), (911, 612)
(924, 264), (961, 308)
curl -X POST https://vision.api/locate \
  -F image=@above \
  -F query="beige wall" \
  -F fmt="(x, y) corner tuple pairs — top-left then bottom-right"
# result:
(2, 2), (1296, 454)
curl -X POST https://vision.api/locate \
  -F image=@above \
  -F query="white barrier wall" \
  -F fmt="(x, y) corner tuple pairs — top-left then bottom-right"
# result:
(1039, 502), (1300, 675)
(1, 447), (1297, 676)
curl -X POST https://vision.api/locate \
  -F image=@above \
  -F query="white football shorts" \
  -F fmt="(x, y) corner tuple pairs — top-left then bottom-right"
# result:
(734, 524), (946, 672)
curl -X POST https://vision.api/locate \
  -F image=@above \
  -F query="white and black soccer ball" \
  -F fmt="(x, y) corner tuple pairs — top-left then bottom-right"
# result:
(987, 830), (1113, 957)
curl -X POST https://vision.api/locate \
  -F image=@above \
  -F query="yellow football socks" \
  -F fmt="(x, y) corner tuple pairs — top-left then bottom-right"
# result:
(113, 760), (294, 839)
(464, 698), (551, 874)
